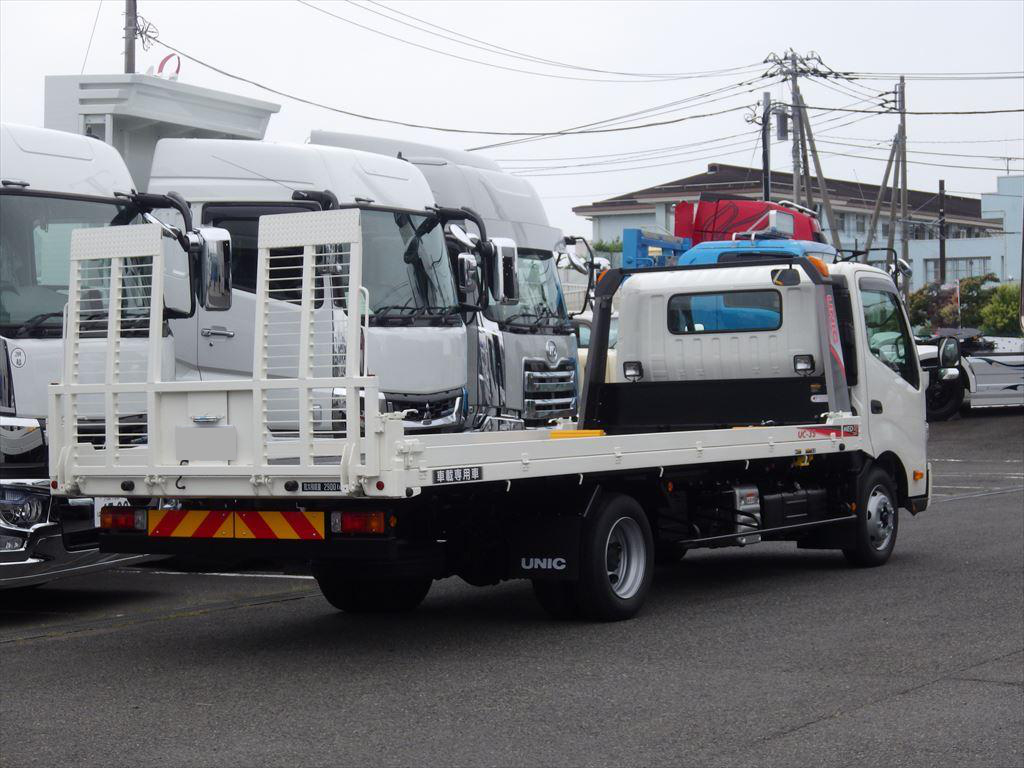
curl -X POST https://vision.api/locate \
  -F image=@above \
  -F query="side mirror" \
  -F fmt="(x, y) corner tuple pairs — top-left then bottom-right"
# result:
(162, 238), (194, 318)
(446, 223), (476, 251)
(489, 237), (519, 305)
(457, 252), (481, 306)
(772, 267), (801, 286)
(197, 227), (232, 311)
(938, 336), (961, 368)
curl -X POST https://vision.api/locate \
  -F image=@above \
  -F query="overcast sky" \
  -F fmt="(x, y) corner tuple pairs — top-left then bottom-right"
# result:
(2, 0), (1022, 236)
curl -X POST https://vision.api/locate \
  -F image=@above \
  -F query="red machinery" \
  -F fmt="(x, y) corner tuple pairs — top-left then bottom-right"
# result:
(675, 195), (826, 244)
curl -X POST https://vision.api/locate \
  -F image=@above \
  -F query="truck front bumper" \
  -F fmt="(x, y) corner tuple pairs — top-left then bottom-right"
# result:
(0, 523), (153, 589)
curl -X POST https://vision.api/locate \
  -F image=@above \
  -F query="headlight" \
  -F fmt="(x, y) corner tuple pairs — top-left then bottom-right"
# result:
(0, 491), (48, 528)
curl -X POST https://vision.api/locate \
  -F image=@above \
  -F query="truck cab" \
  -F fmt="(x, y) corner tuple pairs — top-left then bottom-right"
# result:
(309, 132), (578, 429)
(147, 139), (468, 433)
(602, 239), (929, 508)
(0, 122), (227, 586)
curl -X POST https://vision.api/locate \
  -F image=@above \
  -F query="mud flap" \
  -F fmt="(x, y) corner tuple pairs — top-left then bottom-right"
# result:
(507, 516), (581, 580)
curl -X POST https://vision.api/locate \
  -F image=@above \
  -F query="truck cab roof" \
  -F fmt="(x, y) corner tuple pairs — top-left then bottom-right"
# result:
(1, 122), (134, 197)
(147, 138), (435, 211)
(309, 131), (562, 250)
(679, 238), (838, 265)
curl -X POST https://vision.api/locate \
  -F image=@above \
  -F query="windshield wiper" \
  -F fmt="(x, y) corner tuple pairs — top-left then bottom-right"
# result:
(14, 311), (65, 337)
(371, 304), (417, 325)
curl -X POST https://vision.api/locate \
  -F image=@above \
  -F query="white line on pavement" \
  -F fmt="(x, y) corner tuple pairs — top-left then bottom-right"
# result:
(115, 569), (314, 580)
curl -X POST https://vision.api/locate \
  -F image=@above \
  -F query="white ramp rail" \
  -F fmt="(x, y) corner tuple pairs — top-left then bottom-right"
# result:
(49, 209), (402, 498)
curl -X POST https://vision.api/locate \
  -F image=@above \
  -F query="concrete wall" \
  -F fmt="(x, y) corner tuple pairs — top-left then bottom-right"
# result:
(982, 175), (1023, 283)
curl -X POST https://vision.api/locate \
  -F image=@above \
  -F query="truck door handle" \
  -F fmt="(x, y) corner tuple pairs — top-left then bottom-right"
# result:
(871, 400), (883, 414)
(201, 327), (235, 338)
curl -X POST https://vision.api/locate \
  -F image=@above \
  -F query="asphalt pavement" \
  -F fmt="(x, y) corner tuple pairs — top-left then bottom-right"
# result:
(2, 410), (1022, 767)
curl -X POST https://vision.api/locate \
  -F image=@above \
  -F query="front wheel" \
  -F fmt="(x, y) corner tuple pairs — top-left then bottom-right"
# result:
(313, 563), (432, 613)
(843, 466), (899, 567)
(926, 377), (964, 421)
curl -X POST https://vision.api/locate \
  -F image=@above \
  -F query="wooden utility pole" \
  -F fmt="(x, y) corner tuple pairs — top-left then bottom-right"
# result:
(898, 76), (909, 269)
(761, 92), (772, 201)
(886, 129), (901, 259)
(789, 52), (803, 206)
(798, 94), (841, 252)
(124, 0), (137, 74)
(863, 133), (900, 256)
(938, 179), (947, 284)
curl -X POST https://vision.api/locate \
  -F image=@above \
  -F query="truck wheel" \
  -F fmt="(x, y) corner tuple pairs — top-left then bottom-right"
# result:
(577, 493), (654, 621)
(926, 379), (965, 421)
(313, 564), (432, 613)
(843, 467), (899, 568)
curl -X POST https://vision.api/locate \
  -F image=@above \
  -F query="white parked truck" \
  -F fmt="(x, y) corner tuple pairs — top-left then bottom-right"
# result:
(0, 122), (230, 586)
(49, 210), (934, 620)
(147, 138), (512, 432)
(310, 131), (580, 428)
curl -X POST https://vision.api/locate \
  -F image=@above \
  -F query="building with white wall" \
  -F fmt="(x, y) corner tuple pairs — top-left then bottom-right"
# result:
(573, 164), (1016, 290)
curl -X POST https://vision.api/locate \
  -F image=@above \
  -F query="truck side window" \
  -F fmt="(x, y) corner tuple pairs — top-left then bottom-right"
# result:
(667, 290), (781, 334)
(575, 322), (591, 349)
(203, 203), (321, 306)
(860, 286), (919, 388)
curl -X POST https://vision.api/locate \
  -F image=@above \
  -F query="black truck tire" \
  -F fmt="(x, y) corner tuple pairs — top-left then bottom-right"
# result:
(313, 563), (432, 613)
(578, 492), (655, 621)
(926, 378), (965, 421)
(843, 466), (899, 568)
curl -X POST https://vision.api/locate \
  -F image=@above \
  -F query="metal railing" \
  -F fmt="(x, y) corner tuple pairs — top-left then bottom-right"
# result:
(50, 209), (387, 496)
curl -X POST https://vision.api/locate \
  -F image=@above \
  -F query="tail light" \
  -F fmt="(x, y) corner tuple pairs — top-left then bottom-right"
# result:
(100, 507), (146, 531)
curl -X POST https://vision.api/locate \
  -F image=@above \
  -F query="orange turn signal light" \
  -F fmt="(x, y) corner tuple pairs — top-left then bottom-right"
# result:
(913, 470), (925, 481)
(807, 255), (830, 277)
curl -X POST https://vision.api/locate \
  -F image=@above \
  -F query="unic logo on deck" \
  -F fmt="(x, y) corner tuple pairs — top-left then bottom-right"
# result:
(147, 509), (325, 540)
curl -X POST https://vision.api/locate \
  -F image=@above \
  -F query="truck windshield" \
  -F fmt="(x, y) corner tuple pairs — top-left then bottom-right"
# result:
(486, 250), (570, 331)
(359, 209), (459, 325)
(0, 192), (135, 337)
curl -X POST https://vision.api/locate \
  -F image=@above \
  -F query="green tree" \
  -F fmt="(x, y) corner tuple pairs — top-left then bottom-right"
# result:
(591, 238), (623, 253)
(979, 282), (1022, 336)
(907, 282), (959, 333)
(957, 273), (999, 329)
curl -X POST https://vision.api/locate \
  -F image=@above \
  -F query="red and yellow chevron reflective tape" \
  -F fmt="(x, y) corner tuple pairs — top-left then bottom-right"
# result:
(146, 510), (324, 540)
(148, 509), (232, 538)
(235, 510), (324, 540)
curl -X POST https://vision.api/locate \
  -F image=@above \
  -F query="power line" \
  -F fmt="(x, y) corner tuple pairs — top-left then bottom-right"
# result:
(150, 36), (754, 137)
(466, 76), (773, 151)
(80, 0), (103, 74)
(296, 0), (763, 84)
(356, 0), (766, 80)
(801, 104), (1024, 116)
(494, 99), (880, 167)
(826, 135), (1024, 145)
(817, 147), (1022, 172)
(817, 139), (1024, 160)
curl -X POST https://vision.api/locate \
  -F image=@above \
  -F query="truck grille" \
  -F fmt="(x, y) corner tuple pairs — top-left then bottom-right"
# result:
(386, 389), (464, 431)
(523, 358), (577, 425)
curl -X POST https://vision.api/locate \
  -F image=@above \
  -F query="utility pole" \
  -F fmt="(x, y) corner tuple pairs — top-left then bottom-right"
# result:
(761, 92), (772, 201)
(898, 76), (909, 272)
(124, 0), (137, 74)
(886, 131), (900, 259)
(798, 94), (841, 252)
(938, 179), (947, 284)
(788, 52), (804, 206)
(864, 133), (899, 257)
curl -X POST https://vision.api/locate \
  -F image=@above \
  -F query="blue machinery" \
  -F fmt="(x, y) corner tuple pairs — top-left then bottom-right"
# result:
(620, 229), (691, 270)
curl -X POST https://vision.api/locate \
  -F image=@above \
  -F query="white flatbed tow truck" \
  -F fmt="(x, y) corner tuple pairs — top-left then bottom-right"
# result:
(49, 208), (935, 620)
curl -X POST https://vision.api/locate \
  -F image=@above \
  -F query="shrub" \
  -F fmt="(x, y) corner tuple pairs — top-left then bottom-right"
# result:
(979, 282), (1022, 336)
